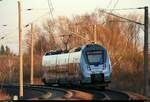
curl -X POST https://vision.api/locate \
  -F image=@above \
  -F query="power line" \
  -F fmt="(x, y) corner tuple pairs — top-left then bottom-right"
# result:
(98, 9), (144, 25)
(103, 7), (145, 11)
(49, 0), (54, 11)
(98, 0), (115, 23)
(111, 0), (119, 12)
(97, 7), (145, 23)
(0, 28), (18, 39)
(0, 11), (50, 42)
(26, 12), (49, 25)
(47, 0), (57, 49)
(25, 8), (49, 11)
(0, 34), (7, 40)
(106, 0), (113, 9)
(47, 0), (55, 27)
(0, 11), (50, 43)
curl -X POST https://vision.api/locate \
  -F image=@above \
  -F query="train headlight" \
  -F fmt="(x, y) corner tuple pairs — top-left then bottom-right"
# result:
(88, 66), (91, 70)
(102, 64), (106, 70)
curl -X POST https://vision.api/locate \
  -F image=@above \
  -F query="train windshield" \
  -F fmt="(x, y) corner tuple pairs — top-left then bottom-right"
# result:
(86, 51), (104, 65)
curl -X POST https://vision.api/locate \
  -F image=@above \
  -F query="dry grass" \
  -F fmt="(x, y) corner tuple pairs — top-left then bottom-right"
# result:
(110, 61), (150, 97)
(0, 90), (11, 100)
(0, 55), (43, 84)
(33, 78), (43, 85)
(0, 55), (18, 83)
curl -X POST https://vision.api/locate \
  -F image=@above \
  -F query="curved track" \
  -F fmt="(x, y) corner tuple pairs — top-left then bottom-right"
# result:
(30, 85), (106, 100)
(1, 84), (69, 100)
(1, 84), (148, 100)
(54, 85), (131, 100)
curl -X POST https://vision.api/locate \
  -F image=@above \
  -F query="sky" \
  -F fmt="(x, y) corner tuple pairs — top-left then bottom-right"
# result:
(0, 0), (150, 54)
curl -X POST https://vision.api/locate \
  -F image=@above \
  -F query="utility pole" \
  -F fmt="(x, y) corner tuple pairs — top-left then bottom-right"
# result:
(144, 6), (149, 97)
(18, 0), (24, 98)
(94, 24), (97, 44)
(76, 24), (79, 45)
(30, 23), (34, 85)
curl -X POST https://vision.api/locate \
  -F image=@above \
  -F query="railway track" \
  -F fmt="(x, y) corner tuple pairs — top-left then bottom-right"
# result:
(50, 84), (149, 100)
(29, 84), (106, 100)
(1, 84), (69, 100)
(1, 84), (148, 100)
(53, 85), (131, 100)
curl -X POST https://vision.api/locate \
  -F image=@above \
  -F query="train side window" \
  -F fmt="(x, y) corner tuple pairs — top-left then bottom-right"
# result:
(45, 51), (55, 55)
(75, 47), (81, 52)
(45, 52), (51, 56)
(69, 47), (81, 52)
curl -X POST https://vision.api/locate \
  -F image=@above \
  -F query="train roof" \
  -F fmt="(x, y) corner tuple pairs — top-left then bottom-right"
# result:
(44, 43), (106, 56)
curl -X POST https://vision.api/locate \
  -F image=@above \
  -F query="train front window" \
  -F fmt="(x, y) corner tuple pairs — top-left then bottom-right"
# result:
(86, 51), (104, 65)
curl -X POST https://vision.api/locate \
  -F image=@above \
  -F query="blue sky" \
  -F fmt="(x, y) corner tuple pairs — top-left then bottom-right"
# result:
(0, 0), (150, 53)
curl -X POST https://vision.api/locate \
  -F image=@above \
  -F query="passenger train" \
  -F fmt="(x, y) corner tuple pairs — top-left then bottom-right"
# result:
(42, 43), (112, 88)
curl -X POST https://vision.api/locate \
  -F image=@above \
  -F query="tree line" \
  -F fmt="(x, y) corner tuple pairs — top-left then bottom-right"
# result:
(0, 45), (11, 55)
